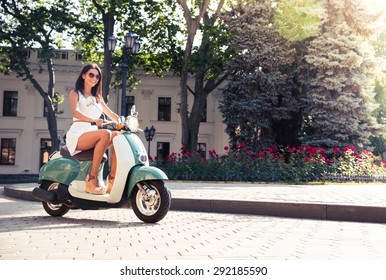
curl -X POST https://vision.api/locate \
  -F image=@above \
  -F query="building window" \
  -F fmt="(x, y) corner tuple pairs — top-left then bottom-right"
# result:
(40, 139), (52, 167)
(126, 96), (135, 116)
(54, 50), (68, 60)
(3, 91), (18, 116)
(76, 52), (84, 61)
(23, 49), (31, 59)
(1, 138), (16, 165)
(197, 143), (206, 158)
(157, 142), (170, 161)
(158, 97), (171, 121)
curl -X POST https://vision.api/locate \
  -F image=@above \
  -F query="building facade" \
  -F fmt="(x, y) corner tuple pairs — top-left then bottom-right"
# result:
(0, 49), (229, 175)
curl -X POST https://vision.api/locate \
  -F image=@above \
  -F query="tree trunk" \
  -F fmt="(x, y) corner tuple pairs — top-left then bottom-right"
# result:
(178, 0), (211, 153)
(25, 59), (59, 153)
(179, 18), (198, 151)
(46, 58), (59, 152)
(102, 11), (115, 103)
(187, 74), (207, 152)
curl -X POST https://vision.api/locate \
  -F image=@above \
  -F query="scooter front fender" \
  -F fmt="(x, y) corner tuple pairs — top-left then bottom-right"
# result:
(127, 165), (168, 195)
(39, 157), (80, 185)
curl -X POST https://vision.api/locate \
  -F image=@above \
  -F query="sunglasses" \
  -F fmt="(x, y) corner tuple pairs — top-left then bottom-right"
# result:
(87, 72), (100, 80)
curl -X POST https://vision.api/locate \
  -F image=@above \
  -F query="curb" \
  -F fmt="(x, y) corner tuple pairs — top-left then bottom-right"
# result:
(3, 185), (386, 224)
(172, 198), (386, 224)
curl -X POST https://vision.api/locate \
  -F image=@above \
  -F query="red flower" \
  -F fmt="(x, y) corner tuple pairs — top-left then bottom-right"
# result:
(305, 146), (317, 156)
(343, 146), (355, 155)
(224, 146), (229, 151)
(259, 151), (266, 158)
(363, 150), (375, 159)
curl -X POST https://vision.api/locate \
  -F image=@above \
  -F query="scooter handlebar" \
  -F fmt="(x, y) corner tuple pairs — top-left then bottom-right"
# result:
(100, 121), (130, 131)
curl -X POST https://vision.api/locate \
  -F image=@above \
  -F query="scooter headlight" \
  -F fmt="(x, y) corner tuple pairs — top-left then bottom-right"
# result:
(125, 116), (139, 132)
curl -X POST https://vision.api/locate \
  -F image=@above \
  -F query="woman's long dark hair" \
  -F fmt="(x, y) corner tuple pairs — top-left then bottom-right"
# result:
(74, 63), (103, 102)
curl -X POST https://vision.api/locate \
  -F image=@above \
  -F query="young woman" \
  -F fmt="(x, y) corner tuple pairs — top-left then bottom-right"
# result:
(65, 63), (119, 194)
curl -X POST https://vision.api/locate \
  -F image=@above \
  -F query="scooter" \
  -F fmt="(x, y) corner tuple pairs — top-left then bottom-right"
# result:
(32, 105), (171, 223)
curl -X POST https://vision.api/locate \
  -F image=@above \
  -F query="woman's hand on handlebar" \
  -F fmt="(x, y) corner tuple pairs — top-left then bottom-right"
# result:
(94, 119), (104, 127)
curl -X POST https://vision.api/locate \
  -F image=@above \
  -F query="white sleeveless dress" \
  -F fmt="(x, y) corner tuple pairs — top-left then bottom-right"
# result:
(65, 92), (103, 156)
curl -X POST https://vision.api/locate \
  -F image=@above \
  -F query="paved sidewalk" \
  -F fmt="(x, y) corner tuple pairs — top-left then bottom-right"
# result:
(3, 181), (386, 223)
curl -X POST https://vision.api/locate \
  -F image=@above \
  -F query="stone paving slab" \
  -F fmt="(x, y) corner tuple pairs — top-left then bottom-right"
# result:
(2, 189), (386, 261)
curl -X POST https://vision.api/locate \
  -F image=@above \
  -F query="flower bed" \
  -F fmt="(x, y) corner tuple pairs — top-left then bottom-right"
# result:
(151, 145), (386, 183)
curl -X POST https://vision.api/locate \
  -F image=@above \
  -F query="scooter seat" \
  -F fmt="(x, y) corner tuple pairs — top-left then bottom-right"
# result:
(60, 146), (107, 162)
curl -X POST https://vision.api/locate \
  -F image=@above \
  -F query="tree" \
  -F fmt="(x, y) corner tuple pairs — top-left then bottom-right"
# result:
(75, 0), (183, 108)
(177, 0), (233, 154)
(303, 0), (385, 149)
(274, 0), (325, 41)
(73, 0), (143, 103)
(370, 22), (386, 156)
(0, 0), (81, 152)
(74, 0), (233, 154)
(219, 0), (299, 150)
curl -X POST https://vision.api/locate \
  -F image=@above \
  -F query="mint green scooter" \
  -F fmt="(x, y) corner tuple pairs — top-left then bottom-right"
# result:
(32, 106), (171, 223)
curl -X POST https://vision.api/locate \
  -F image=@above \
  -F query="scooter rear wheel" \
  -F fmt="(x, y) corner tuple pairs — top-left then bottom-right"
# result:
(40, 180), (70, 217)
(131, 180), (171, 223)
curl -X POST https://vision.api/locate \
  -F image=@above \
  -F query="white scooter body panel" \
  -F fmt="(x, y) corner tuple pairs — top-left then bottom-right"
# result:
(67, 134), (136, 203)
(107, 134), (136, 203)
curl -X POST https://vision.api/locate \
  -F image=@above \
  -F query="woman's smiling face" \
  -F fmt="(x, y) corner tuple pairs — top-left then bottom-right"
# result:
(83, 69), (100, 88)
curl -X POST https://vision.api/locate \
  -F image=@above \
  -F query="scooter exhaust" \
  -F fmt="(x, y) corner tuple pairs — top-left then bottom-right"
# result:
(32, 187), (57, 203)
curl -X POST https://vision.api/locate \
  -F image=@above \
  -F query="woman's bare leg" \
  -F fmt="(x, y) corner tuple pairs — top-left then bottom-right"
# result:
(110, 146), (117, 177)
(106, 132), (118, 193)
(76, 129), (111, 191)
(108, 131), (118, 176)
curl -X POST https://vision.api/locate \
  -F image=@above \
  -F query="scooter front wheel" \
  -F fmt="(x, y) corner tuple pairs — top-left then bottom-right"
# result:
(40, 180), (70, 217)
(131, 180), (171, 223)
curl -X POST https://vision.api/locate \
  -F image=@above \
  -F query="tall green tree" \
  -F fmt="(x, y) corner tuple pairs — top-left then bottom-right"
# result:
(0, 0), (82, 152)
(369, 19), (386, 156)
(219, 0), (299, 150)
(303, 0), (385, 149)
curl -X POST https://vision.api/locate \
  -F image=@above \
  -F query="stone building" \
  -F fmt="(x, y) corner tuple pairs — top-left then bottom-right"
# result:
(0, 49), (228, 175)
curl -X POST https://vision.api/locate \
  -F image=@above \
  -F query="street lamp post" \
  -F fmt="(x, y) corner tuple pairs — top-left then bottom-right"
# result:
(108, 32), (140, 116)
(144, 125), (156, 156)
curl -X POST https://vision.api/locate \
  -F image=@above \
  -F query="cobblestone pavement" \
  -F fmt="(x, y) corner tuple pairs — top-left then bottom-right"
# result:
(1, 186), (386, 260)
(5, 181), (386, 223)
